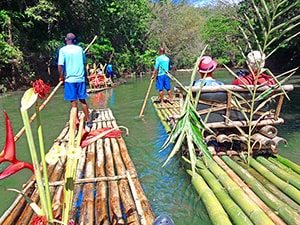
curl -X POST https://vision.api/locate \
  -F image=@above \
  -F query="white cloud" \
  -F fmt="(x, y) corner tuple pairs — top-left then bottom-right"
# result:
(189, 0), (240, 7)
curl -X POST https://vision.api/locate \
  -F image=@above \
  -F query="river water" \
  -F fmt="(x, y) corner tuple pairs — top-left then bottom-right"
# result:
(0, 71), (299, 224)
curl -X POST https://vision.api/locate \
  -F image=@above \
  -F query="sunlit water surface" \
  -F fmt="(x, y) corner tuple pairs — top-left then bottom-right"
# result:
(0, 71), (299, 224)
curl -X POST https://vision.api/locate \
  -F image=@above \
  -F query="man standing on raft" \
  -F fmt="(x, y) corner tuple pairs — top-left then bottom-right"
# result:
(151, 47), (174, 104)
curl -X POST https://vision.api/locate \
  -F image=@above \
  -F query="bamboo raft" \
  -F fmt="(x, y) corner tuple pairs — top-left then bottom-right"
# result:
(0, 108), (155, 225)
(151, 84), (300, 225)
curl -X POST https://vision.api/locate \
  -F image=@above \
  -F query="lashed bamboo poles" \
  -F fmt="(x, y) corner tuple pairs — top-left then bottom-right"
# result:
(273, 154), (300, 174)
(222, 155), (300, 224)
(212, 156), (278, 225)
(268, 157), (300, 181)
(186, 169), (232, 225)
(234, 156), (300, 213)
(195, 159), (253, 225)
(256, 156), (300, 189)
(95, 138), (110, 225)
(249, 157), (300, 204)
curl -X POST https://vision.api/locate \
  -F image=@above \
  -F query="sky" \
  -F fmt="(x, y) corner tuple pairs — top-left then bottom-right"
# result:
(175, 0), (240, 7)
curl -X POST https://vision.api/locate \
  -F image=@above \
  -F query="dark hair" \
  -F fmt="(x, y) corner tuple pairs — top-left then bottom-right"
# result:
(65, 33), (76, 44)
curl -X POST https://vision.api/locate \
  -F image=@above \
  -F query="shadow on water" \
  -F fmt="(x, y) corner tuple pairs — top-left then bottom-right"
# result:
(0, 70), (299, 224)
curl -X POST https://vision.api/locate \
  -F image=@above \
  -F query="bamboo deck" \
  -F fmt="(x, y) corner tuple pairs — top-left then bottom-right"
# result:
(0, 108), (155, 225)
(151, 96), (300, 225)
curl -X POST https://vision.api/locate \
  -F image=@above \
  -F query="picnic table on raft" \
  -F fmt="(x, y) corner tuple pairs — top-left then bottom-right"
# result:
(0, 108), (155, 225)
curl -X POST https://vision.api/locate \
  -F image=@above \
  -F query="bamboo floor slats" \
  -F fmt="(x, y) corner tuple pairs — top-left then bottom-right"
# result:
(0, 108), (155, 225)
(151, 96), (300, 225)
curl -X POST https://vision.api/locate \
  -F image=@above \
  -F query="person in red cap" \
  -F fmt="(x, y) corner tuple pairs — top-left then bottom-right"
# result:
(151, 47), (174, 104)
(194, 56), (224, 86)
(58, 33), (93, 128)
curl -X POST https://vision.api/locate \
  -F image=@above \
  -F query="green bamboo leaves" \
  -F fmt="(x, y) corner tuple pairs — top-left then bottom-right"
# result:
(160, 49), (212, 172)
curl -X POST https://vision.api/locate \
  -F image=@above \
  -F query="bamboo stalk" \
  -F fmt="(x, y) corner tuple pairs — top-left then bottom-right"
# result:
(186, 170), (232, 225)
(222, 156), (300, 224)
(249, 157), (300, 204)
(95, 138), (110, 225)
(212, 156), (277, 225)
(268, 157), (300, 181)
(118, 137), (155, 224)
(234, 156), (300, 213)
(111, 138), (140, 225)
(78, 142), (95, 225)
(256, 156), (300, 190)
(274, 154), (300, 174)
(104, 138), (124, 224)
(195, 160), (253, 225)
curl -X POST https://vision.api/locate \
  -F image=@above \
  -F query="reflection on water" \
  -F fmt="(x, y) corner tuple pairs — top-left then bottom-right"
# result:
(0, 71), (299, 224)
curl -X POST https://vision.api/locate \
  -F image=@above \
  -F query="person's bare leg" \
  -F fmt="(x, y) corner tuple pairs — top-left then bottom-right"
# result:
(159, 90), (164, 104)
(167, 90), (173, 103)
(79, 99), (91, 122)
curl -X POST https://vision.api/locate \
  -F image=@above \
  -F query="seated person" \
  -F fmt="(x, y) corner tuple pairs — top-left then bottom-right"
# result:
(232, 50), (275, 85)
(194, 56), (224, 86)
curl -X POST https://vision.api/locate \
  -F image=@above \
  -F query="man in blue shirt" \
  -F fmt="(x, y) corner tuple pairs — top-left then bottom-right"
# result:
(151, 47), (173, 104)
(58, 33), (92, 128)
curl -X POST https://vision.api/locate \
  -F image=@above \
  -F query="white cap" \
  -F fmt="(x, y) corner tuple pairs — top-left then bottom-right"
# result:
(247, 50), (265, 70)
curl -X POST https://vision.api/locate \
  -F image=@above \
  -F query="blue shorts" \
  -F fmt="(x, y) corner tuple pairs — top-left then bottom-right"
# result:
(156, 74), (171, 91)
(64, 82), (88, 101)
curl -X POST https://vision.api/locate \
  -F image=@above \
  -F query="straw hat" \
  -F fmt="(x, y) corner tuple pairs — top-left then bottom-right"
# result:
(198, 56), (218, 73)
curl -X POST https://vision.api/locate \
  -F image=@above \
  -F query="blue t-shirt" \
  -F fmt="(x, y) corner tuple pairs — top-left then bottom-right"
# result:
(154, 54), (170, 76)
(58, 44), (86, 83)
(193, 79), (224, 86)
(106, 64), (113, 73)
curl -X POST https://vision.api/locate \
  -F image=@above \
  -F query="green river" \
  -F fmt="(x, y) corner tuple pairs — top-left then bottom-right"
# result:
(1, 71), (300, 224)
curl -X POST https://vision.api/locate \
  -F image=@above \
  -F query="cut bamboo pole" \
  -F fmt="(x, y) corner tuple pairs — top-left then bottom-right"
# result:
(249, 157), (300, 204)
(104, 138), (124, 225)
(256, 156), (300, 190)
(268, 157), (300, 181)
(111, 138), (140, 225)
(222, 156), (300, 224)
(212, 156), (278, 225)
(78, 142), (95, 225)
(186, 170), (232, 225)
(234, 156), (300, 212)
(118, 137), (155, 224)
(274, 154), (300, 175)
(195, 160), (253, 225)
(95, 138), (110, 225)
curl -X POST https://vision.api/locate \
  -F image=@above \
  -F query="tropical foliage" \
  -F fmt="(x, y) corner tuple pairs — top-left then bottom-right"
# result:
(0, 0), (298, 90)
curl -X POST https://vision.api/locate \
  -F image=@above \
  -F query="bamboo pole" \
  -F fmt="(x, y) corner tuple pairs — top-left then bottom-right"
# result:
(104, 137), (124, 225)
(195, 160), (253, 225)
(222, 156), (300, 224)
(212, 156), (278, 225)
(274, 154), (300, 174)
(268, 157), (300, 181)
(186, 170), (233, 225)
(78, 142), (95, 225)
(139, 79), (154, 118)
(111, 138), (140, 225)
(256, 156), (300, 190)
(249, 157), (300, 204)
(95, 138), (110, 225)
(118, 137), (155, 224)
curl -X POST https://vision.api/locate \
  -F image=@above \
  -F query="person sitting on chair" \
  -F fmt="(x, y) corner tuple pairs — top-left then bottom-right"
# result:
(194, 56), (224, 86)
(232, 50), (275, 86)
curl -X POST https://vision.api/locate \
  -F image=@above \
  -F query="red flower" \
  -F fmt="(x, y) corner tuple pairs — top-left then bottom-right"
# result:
(30, 215), (48, 225)
(0, 111), (34, 180)
(32, 79), (51, 99)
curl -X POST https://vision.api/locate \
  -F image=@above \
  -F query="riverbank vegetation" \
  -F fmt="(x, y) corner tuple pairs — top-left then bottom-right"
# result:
(0, 0), (299, 90)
